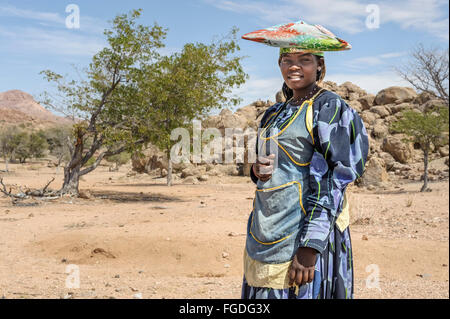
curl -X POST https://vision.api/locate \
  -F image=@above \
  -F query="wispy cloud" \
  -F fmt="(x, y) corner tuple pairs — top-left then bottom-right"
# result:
(0, 26), (105, 56)
(0, 5), (64, 24)
(206, 0), (449, 40)
(0, 4), (108, 57)
(0, 4), (107, 34)
(344, 51), (408, 69)
(231, 75), (282, 109)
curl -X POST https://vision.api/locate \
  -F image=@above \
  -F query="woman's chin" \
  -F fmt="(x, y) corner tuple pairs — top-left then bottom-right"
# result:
(287, 80), (309, 90)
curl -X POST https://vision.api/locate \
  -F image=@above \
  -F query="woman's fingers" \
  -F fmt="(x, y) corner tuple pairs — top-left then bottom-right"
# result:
(288, 268), (296, 286)
(257, 154), (275, 165)
(308, 268), (315, 284)
(292, 268), (315, 286)
(258, 164), (273, 175)
(256, 154), (275, 181)
(295, 270), (303, 287)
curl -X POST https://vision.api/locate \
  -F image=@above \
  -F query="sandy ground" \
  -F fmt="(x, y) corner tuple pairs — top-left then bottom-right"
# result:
(0, 161), (448, 299)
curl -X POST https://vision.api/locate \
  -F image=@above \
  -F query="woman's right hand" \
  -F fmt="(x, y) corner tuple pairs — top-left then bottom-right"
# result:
(252, 154), (275, 182)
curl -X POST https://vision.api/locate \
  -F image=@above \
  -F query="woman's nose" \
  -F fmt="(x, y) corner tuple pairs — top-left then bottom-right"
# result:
(289, 64), (302, 70)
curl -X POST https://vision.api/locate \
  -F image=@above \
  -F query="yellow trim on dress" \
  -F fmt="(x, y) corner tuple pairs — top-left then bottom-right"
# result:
(272, 139), (311, 167)
(335, 193), (350, 232)
(305, 101), (315, 145)
(259, 99), (308, 141)
(243, 249), (293, 290)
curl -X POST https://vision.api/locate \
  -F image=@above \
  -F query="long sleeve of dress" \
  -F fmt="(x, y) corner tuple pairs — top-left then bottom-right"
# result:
(298, 97), (369, 254)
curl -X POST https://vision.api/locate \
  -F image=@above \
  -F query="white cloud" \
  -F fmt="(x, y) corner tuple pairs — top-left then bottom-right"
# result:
(0, 5), (108, 57)
(206, 0), (449, 40)
(0, 4), (107, 35)
(0, 26), (105, 56)
(344, 51), (408, 69)
(231, 75), (282, 109)
(0, 5), (64, 24)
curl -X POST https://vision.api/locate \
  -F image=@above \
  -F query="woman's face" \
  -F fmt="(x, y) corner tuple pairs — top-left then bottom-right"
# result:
(279, 53), (321, 90)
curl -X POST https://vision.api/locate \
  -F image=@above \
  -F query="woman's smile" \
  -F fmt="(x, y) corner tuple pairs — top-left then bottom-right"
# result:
(287, 73), (304, 81)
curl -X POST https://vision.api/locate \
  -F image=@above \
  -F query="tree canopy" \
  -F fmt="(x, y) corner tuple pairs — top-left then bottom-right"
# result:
(38, 9), (247, 194)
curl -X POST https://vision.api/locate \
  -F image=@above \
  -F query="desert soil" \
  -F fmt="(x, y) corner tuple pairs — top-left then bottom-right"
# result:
(0, 161), (448, 299)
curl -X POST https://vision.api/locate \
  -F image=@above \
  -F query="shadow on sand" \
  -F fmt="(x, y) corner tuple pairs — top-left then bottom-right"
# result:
(89, 189), (183, 203)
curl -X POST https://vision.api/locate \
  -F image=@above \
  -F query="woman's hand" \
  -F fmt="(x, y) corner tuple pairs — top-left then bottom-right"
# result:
(252, 154), (275, 182)
(288, 247), (317, 286)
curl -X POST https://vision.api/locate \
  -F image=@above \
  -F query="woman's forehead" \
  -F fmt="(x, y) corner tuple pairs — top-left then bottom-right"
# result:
(281, 52), (314, 58)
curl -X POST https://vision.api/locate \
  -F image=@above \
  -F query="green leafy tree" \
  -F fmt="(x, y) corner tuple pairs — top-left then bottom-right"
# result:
(40, 9), (167, 196)
(40, 9), (247, 194)
(0, 126), (19, 171)
(27, 131), (49, 161)
(391, 106), (449, 192)
(44, 125), (73, 167)
(138, 27), (247, 185)
(7, 128), (28, 164)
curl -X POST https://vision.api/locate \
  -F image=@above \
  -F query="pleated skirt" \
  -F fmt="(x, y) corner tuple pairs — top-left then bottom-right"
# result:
(241, 226), (354, 299)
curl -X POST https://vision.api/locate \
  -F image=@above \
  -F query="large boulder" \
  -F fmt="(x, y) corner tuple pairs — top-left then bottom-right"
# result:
(321, 81), (338, 92)
(275, 91), (286, 103)
(340, 81), (367, 97)
(382, 135), (414, 164)
(389, 103), (412, 114)
(235, 105), (259, 129)
(360, 110), (379, 126)
(370, 105), (391, 118)
(358, 157), (390, 187)
(372, 122), (389, 139)
(358, 94), (376, 111)
(374, 86), (417, 105)
(421, 99), (447, 112)
(349, 100), (363, 113)
(131, 144), (167, 174)
(203, 109), (249, 134)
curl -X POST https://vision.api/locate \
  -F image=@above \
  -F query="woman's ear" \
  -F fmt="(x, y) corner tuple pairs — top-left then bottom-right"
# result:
(317, 58), (324, 71)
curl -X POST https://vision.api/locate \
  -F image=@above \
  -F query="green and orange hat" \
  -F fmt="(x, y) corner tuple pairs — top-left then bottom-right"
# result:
(242, 19), (351, 57)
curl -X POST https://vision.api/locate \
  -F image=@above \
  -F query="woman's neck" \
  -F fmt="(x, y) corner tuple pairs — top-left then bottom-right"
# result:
(292, 82), (317, 100)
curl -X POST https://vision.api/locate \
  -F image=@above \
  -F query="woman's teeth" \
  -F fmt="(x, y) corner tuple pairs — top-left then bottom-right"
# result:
(288, 75), (304, 80)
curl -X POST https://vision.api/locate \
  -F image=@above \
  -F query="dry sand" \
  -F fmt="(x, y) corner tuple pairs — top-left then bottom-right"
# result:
(0, 161), (448, 299)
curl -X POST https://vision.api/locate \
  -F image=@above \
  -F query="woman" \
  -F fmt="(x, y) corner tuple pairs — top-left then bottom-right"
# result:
(240, 20), (369, 299)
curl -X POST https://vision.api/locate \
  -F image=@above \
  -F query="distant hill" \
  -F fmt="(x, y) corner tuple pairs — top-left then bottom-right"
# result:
(0, 90), (74, 129)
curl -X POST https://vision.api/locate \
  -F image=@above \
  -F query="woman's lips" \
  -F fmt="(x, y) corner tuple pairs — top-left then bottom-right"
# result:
(288, 74), (304, 81)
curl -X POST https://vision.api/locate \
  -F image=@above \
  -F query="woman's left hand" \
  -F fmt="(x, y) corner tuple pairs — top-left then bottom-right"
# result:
(288, 247), (317, 286)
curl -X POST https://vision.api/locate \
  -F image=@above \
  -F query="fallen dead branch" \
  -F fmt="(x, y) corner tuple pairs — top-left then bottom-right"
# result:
(0, 177), (61, 203)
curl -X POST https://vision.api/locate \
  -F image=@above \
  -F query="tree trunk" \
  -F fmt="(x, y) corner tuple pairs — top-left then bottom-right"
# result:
(60, 164), (82, 196)
(59, 132), (84, 196)
(167, 158), (173, 187)
(421, 148), (429, 192)
(4, 157), (8, 172)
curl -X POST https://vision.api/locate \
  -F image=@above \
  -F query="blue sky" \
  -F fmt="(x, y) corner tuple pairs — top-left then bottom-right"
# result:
(0, 0), (448, 112)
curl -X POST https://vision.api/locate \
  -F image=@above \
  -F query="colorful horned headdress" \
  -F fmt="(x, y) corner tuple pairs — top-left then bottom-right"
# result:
(242, 20), (351, 57)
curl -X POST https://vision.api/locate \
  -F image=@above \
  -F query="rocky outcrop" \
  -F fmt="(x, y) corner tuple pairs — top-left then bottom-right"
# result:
(130, 81), (448, 187)
(374, 86), (417, 105)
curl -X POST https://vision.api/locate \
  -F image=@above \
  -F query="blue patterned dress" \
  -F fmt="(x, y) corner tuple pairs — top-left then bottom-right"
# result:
(242, 89), (369, 299)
